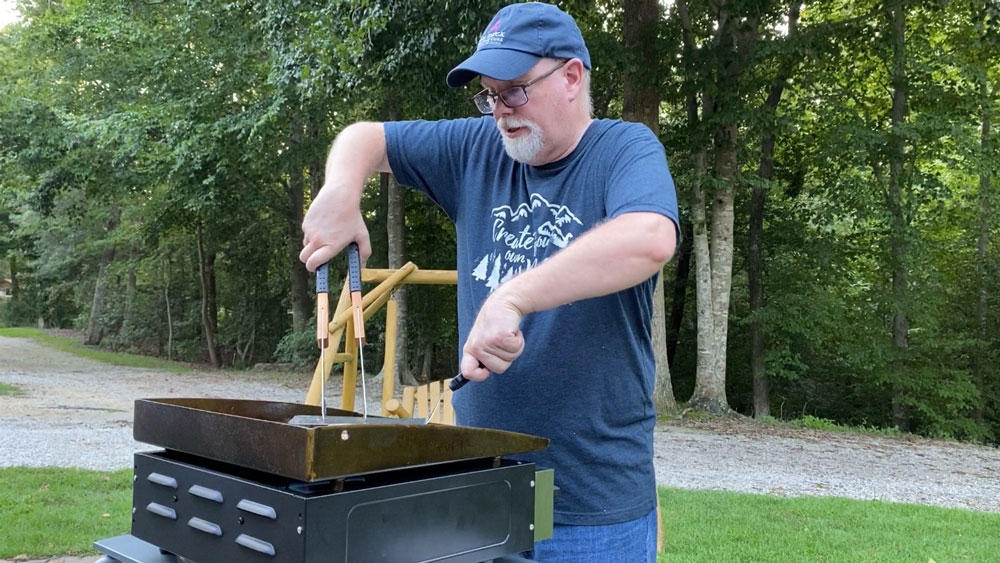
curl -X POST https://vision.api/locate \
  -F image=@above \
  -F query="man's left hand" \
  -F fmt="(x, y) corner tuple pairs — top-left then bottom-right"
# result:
(460, 289), (526, 381)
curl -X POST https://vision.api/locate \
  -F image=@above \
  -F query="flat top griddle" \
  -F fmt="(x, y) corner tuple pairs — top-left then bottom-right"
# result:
(133, 398), (548, 482)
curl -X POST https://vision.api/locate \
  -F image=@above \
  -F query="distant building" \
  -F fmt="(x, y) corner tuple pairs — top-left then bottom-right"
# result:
(0, 278), (12, 298)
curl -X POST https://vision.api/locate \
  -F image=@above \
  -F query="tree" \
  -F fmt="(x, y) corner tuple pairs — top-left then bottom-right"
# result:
(748, 2), (802, 418)
(622, 0), (678, 413)
(674, 0), (789, 414)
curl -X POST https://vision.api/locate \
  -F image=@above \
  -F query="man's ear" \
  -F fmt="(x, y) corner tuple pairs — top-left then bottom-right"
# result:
(563, 58), (586, 103)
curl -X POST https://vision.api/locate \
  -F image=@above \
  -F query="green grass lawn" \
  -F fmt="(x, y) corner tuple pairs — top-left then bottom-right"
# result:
(0, 467), (132, 558)
(0, 327), (192, 373)
(0, 381), (24, 396)
(657, 488), (1000, 562)
(2, 467), (997, 561)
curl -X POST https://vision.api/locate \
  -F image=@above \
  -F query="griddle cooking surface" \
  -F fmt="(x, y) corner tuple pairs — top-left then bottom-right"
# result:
(133, 398), (548, 481)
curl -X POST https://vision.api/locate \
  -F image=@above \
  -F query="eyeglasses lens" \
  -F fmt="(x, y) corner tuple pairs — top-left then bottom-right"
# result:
(474, 94), (492, 114)
(473, 86), (529, 115)
(500, 87), (527, 108)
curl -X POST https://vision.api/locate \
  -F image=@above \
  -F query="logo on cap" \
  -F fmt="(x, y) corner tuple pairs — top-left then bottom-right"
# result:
(478, 17), (505, 48)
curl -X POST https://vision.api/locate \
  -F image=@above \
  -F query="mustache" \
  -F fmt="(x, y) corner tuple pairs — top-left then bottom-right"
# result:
(497, 117), (539, 131)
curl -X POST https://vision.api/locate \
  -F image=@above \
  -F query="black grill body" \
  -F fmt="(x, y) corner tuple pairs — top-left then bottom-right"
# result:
(131, 451), (537, 563)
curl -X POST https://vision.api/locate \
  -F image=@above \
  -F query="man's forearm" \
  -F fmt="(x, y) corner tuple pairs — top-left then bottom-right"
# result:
(494, 212), (677, 315)
(299, 122), (391, 270)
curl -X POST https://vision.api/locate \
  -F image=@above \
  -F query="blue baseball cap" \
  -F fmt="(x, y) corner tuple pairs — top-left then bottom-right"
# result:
(446, 2), (592, 88)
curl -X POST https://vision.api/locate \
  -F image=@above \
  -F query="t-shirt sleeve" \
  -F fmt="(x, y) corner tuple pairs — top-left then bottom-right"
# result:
(384, 118), (487, 219)
(604, 124), (680, 232)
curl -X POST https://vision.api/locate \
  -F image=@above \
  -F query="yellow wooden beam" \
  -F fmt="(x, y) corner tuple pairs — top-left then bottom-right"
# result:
(326, 263), (417, 333)
(341, 320), (357, 411)
(384, 398), (411, 419)
(362, 268), (457, 285)
(381, 299), (398, 416)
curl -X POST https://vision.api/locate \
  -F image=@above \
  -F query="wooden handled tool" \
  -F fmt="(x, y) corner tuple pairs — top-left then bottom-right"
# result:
(347, 242), (368, 420)
(316, 262), (330, 422)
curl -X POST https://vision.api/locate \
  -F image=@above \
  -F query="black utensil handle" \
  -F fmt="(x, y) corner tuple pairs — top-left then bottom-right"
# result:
(450, 373), (469, 392)
(347, 242), (362, 292)
(316, 263), (329, 294)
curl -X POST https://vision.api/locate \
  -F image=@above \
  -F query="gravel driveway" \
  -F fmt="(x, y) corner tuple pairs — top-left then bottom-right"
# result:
(2, 334), (999, 515)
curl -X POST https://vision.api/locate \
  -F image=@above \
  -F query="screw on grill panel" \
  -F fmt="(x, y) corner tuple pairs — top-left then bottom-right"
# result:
(297, 526), (303, 535)
(341, 430), (350, 440)
(530, 480), (535, 487)
(529, 524), (535, 531)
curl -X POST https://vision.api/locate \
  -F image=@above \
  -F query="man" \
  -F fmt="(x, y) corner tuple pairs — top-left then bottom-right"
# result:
(300, 3), (679, 561)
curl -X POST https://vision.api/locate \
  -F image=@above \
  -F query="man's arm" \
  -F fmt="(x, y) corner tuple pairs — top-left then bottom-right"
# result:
(299, 122), (392, 272)
(460, 211), (677, 379)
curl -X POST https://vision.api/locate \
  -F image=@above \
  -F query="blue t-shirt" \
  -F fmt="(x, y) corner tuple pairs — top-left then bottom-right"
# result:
(384, 116), (679, 525)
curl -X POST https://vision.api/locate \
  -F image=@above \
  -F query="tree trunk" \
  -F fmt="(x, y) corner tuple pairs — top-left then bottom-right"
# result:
(420, 342), (434, 382)
(287, 176), (311, 334)
(9, 255), (18, 296)
(623, 0), (676, 413)
(666, 221), (693, 366)
(125, 258), (137, 324)
(690, 148), (721, 408)
(120, 245), (137, 343)
(749, 2), (800, 419)
(622, 0), (661, 129)
(164, 255), (173, 362)
(887, 0), (910, 431)
(287, 114), (312, 335)
(85, 205), (120, 345)
(385, 171), (415, 386)
(974, 79), (994, 427)
(308, 120), (324, 202)
(383, 107), (414, 386)
(749, 160), (768, 418)
(197, 224), (221, 368)
(677, 2), (717, 410)
(696, 119), (737, 413)
(678, 0), (741, 415)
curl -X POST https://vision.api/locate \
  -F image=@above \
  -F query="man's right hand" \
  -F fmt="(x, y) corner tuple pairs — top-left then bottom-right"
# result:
(299, 183), (371, 272)
(298, 122), (391, 271)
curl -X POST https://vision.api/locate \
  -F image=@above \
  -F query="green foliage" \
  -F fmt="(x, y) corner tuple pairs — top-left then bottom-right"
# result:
(0, 467), (132, 559)
(791, 414), (842, 432)
(764, 414), (904, 437)
(274, 326), (320, 367)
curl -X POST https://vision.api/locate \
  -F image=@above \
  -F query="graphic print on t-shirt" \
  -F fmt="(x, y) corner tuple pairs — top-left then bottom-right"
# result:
(471, 192), (585, 292)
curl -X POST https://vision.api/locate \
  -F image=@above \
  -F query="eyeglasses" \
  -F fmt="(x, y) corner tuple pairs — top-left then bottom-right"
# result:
(472, 60), (568, 115)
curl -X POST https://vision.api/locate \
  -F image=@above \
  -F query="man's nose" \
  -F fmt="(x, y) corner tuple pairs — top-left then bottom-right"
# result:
(492, 100), (513, 119)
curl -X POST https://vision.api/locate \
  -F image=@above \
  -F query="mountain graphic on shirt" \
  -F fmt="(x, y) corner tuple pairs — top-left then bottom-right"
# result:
(473, 193), (585, 292)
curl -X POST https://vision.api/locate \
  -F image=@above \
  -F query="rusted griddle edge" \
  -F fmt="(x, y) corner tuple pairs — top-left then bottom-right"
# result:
(132, 398), (548, 482)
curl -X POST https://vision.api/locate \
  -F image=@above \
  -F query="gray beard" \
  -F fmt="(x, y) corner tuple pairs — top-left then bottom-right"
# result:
(498, 118), (544, 164)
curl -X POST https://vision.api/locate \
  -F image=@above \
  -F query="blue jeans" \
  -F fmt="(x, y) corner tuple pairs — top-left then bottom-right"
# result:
(522, 508), (658, 563)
